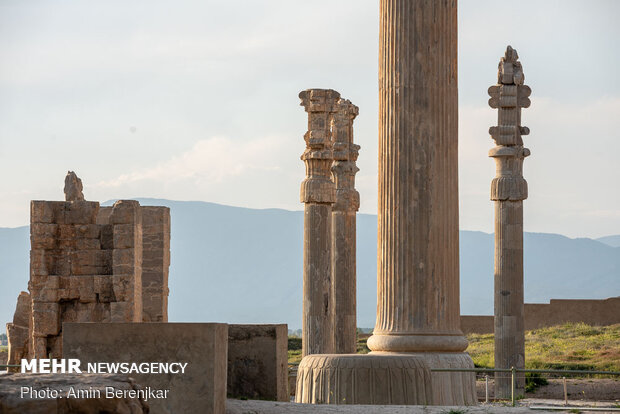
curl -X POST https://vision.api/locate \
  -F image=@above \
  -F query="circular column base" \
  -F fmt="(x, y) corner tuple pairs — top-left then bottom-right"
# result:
(370, 352), (478, 405)
(295, 354), (433, 405)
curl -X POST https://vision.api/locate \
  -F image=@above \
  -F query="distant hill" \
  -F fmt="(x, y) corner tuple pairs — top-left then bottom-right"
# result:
(597, 235), (620, 248)
(1, 199), (618, 329)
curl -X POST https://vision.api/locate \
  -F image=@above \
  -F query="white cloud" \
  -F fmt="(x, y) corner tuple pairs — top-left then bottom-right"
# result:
(97, 136), (284, 189)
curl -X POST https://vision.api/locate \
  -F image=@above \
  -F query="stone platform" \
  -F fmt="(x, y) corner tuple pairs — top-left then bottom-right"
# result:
(227, 399), (538, 413)
(295, 354), (433, 405)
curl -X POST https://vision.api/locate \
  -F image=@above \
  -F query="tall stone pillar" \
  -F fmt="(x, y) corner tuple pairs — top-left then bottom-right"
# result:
(331, 99), (360, 354)
(299, 89), (339, 357)
(365, 0), (477, 405)
(488, 45), (531, 399)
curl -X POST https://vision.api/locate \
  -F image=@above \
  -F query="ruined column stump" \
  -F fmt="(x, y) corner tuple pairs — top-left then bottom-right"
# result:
(295, 354), (433, 405)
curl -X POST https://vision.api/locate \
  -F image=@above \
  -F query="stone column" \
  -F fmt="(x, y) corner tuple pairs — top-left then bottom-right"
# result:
(488, 45), (531, 399)
(299, 89), (339, 357)
(366, 0), (477, 405)
(331, 99), (360, 354)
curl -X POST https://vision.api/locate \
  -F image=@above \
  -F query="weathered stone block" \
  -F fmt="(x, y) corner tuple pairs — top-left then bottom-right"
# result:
(32, 302), (60, 336)
(31, 223), (59, 249)
(100, 224), (114, 249)
(63, 323), (228, 414)
(30, 249), (50, 276)
(109, 301), (131, 322)
(0, 373), (149, 413)
(113, 224), (136, 248)
(75, 238), (101, 250)
(31, 200), (55, 223)
(109, 200), (141, 224)
(64, 201), (99, 224)
(113, 248), (135, 274)
(228, 324), (288, 401)
(96, 206), (113, 225)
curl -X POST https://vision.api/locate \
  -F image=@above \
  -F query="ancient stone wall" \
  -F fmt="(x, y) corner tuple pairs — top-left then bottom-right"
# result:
(24, 199), (143, 359)
(141, 206), (170, 322)
(461, 297), (620, 334)
(6, 175), (170, 363)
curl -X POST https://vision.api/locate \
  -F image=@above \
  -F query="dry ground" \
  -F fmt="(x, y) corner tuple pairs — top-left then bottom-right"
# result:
(476, 378), (620, 402)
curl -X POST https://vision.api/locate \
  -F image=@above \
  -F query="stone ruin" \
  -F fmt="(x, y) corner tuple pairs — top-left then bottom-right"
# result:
(298, 89), (360, 357)
(6, 171), (170, 364)
(488, 46), (532, 398)
(296, 0), (476, 406)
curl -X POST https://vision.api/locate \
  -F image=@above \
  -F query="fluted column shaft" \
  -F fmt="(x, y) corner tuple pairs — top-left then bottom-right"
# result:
(494, 200), (525, 395)
(368, 0), (466, 353)
(332, 99), (360, 354)
(299, 89), (340, 357)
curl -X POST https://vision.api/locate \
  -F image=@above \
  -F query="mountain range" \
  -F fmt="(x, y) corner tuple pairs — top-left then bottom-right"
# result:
(1, 199), (618, 329)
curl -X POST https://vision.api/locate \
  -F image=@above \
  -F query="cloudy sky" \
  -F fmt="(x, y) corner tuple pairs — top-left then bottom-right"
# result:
(0, 0), (618, 238)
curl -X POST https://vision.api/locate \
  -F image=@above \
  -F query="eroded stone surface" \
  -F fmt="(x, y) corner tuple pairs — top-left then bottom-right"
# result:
(331, 99), (360, 355)
(227, 324), (288, 401)
(299, 89), (339, 357)
(295, 354), (433, 405)
(63, 171), (84, 202)
(6, 174), (170, 362)
(0, 373), (148, 414)
(63, 322), (228, 414)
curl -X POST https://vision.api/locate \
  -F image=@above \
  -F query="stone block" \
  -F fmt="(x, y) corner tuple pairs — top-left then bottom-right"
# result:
(113, 224), (136, 248)
(97, 206), (113, 225)
(32, 302), (60, 336)
(6, 323), (29, 367)
(227, 324), (288, 401)
(31, 223), (59, 249)
(11, 291), (32, 326)
(109, 301), (131, 322)
(30, 249), (50, 276)
(31, 201), (65, 224)
(63, 323), (228, 414)
(71, 250), (112, 275)
(100, 224), (114, 249)
(75, 238), (101, 250)
(109, 200), (141, 225)
(77, 224), (101, 238)
(113, 248), (135, 274)
(0, 373), (148, 413)
(64, 201), (99, 224)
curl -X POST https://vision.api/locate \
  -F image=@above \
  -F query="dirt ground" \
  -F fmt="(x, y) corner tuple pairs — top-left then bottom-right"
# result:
(476, 378), (620, 402)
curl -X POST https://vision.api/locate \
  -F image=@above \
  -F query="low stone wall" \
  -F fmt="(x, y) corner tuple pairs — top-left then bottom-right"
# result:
(63, 322), (228, 414)
(461, 297), (620, 334)
(227, 324), (288, 402)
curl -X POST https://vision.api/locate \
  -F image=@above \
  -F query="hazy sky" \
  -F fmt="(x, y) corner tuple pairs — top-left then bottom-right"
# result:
(1, 0), (618, 238)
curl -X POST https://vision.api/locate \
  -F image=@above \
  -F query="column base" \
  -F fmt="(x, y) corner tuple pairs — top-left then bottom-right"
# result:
(295, 354), (433, 405)
(370, 351), (477, 405)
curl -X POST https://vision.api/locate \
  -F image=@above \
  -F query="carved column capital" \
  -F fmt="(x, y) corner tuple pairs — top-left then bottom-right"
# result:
(488, 45), (531, 202)
(299, 89), (340, 204)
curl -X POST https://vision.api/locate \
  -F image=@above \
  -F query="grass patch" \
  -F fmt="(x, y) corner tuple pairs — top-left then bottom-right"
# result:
(466, 322), (620, 374)
(0, 346), (7, 352)
(525, 372), (548, 393)
(288, 323), (620, 376)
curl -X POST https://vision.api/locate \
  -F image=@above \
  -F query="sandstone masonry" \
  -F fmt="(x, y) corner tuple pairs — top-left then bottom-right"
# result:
(6, 172), (170, 363)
